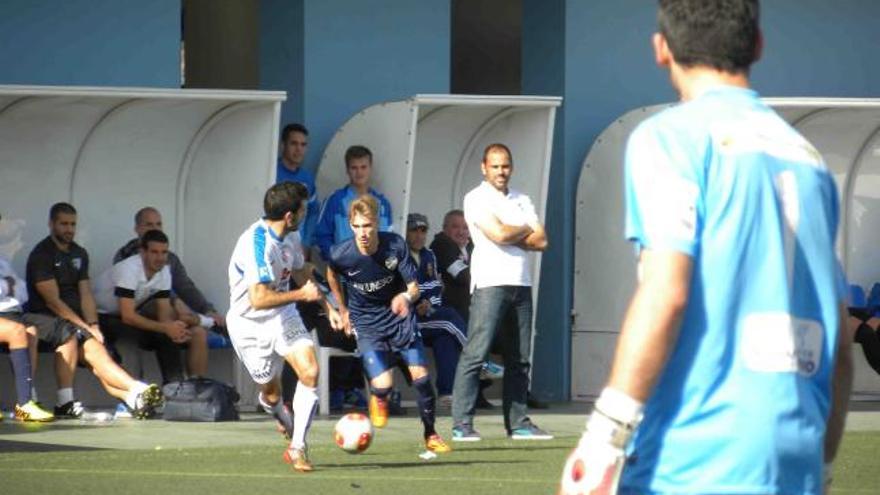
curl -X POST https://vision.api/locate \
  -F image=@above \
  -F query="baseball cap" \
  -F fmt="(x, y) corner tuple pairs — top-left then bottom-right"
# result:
(407, 213), (429, 230)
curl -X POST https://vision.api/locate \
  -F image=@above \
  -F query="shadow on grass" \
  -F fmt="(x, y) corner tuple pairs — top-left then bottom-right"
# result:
(0, 421), (116, 436)
(0, 439), (108, 453)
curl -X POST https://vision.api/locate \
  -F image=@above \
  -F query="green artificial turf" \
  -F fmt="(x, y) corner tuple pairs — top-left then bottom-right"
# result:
(0, 412), (877, 494)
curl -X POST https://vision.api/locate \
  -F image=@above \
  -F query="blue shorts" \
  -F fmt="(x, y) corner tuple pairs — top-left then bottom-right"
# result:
(354, 312), (426, 379)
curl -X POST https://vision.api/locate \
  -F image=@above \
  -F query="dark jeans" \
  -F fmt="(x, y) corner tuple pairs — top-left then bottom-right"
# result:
(452, 285), (532, 432)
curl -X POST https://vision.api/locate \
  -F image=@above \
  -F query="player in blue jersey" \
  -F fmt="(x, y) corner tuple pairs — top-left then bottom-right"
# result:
(276, 123), (319, 250)
(560, 1), (852, 494)
(325, 195), (451, 454)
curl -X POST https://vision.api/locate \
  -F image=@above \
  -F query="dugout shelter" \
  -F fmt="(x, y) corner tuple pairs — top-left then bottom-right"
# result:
(0, 85), (284, 406)
(315, 94), (562, 310)
(573, 98), (880, 401)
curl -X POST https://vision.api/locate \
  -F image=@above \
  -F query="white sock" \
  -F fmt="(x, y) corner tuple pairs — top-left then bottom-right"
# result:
(30, 386), (39, 402)
(290, 382), (318, 450)
(57, 387), (74, 406)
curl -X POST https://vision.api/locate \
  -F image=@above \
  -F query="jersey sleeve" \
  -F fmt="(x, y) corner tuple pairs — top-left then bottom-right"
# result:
(26, 246), (56, 284)
(288, 232), (306, 270)
(247, 228), (275, 285)
(379, 195), (394, 233)
(111, 261), (139, 299)
(395, 236), (417, 284)
(315, 193), (339, 261)
(624, 121), (703, 256)
(78, 250), (90, 281)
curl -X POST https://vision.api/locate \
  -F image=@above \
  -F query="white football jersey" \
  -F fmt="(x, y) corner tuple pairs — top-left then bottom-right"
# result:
(94, 254), (172, 314)
(228, 219), (304, 320)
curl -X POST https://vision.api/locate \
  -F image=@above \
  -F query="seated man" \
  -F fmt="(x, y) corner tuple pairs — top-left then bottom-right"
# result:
(406, 213), (467, 408)
(114, 207), (225, 330)
(95, 229), (208, 384)
(3, 274), (162, 420)
(26, 202), (163, 417)
(0, 230), (53, 422)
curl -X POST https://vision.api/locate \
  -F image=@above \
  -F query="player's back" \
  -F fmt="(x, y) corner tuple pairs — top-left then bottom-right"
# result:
(622, 86), (842, 495)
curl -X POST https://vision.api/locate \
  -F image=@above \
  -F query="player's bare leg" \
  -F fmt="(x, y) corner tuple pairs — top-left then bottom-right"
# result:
(81, 338), (161, 417)
(185, 325), (208, 377)
(409, 364), (450, 453)
(282, 340), (319, 472)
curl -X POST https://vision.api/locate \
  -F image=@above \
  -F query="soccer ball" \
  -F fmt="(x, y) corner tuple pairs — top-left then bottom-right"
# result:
(334, 412), (374, 454)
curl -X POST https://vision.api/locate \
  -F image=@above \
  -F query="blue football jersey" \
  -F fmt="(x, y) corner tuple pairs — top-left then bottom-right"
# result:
(328, 232), (417, 336)
(620, 86), (844, 495)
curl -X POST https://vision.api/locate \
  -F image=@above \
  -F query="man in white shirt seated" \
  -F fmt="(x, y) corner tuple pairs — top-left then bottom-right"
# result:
(94, 229), (208, 384)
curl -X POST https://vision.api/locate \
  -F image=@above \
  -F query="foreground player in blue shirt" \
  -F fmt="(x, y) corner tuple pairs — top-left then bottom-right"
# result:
(560, 1), (852, 494)
(326, 195), (451, 454)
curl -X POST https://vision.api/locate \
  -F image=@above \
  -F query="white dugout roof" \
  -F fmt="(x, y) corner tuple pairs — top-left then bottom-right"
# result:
(573, 99), (880, 401)
(0, 85), (285, 313)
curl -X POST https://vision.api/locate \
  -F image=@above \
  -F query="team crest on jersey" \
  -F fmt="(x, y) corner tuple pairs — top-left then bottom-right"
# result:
(385, 256), (398, 271)
(71, 257), (82, 270)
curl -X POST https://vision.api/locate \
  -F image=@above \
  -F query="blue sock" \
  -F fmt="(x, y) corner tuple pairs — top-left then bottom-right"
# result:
(9, 348), (33, 405)
(413, 376), (436, 438)
(370, 386), (391, 400)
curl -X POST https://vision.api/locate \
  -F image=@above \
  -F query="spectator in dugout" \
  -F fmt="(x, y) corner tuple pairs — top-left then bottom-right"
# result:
(95, 229), (208, 384)
(405, 213), (468, 409)
(114, 207), (225, 331)
(314, 145), (401, 412)
(20, 203), (163, 418)
(314, 145), (394, 262)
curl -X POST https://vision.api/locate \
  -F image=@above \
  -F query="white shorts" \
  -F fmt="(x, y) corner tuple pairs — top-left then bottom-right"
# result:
(227, 308), (314, 384)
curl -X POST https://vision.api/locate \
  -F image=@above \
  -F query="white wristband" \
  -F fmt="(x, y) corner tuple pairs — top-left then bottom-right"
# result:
(198, 314), (216, 328)
(401, 292), (413, 303)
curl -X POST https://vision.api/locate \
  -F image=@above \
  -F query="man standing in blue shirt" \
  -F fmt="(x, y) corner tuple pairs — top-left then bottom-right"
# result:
(560, 1), (852, 494)
(315, 145), (393, 261)
(276, 123), (319, 251)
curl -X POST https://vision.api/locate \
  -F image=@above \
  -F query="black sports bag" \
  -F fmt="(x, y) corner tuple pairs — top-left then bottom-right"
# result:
(162, 377), (240, 422)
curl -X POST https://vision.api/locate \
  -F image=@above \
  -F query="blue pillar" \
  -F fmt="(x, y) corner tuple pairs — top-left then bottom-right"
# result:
(260, 0), (450, 174)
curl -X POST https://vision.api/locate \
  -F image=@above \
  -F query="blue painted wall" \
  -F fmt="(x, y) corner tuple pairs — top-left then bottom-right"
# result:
(0, 0), (181, 87)
(524, 0), (880, 401)
(260, 0), (450, 173)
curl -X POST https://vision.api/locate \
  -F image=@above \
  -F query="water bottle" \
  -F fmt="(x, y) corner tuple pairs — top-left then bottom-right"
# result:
(80, 411), (115, 423)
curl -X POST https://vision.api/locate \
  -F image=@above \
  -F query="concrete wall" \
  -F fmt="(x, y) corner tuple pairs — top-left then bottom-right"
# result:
(523, 0), (880, 401)
(0, 0), (181, 87)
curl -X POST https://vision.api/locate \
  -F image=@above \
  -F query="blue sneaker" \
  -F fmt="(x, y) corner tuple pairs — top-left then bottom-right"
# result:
(480, 361), (504, 380)
(452, 423), (482, 442)
(509, 422), (553, 440)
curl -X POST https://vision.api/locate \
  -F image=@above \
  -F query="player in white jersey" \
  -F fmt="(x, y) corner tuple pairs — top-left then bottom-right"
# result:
(227, 181), (337, 472)
(560, 1), (852, 494)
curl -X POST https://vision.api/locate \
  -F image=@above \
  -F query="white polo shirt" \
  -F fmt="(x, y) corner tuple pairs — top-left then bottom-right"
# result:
(94, 254), (172, 314)
(463, 181), (538, 289)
